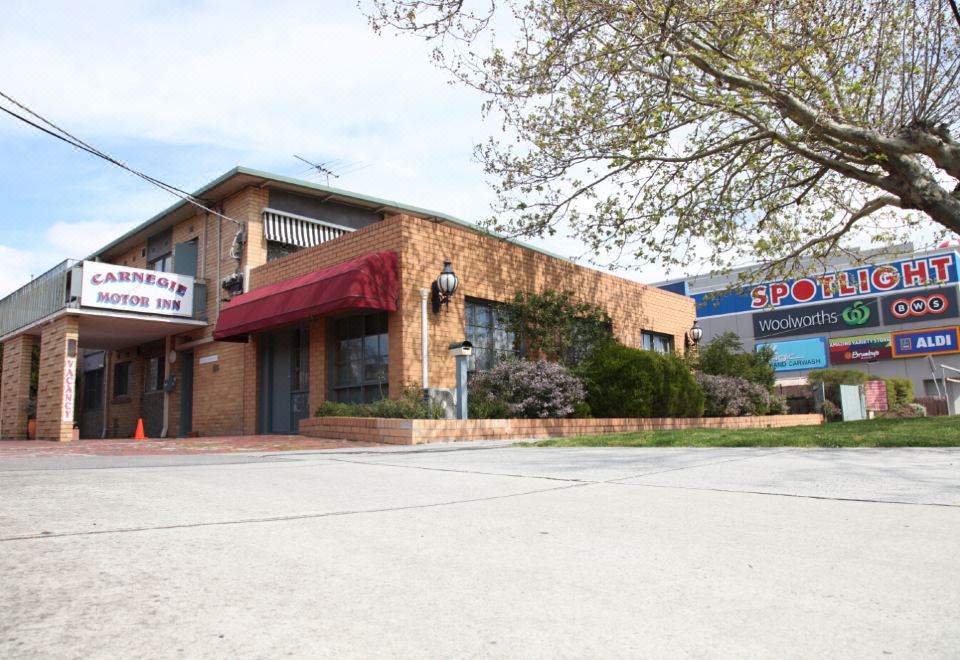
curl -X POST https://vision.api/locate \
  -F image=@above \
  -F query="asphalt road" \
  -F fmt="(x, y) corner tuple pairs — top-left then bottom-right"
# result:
(1, 444), (958, 659)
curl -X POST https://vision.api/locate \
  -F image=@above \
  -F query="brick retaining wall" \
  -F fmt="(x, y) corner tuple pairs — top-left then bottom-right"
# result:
(299, 414), (824, 445)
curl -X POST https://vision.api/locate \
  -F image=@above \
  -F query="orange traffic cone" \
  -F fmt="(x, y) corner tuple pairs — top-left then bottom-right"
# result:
(134, 418), (147, 441)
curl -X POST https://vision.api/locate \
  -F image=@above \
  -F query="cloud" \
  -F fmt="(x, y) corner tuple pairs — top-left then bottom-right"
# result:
(0, 244), (51, 298)
(45, 219), (140, 257)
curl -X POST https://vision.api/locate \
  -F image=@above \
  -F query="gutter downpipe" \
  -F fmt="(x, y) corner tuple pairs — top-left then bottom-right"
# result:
(101, 351), (110, 438)
(421, 288), (429, 389)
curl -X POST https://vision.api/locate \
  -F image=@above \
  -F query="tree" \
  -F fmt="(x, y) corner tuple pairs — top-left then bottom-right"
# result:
(697, 332), (775, 390)
(497, 289), (613, 367)
(369, 1), (960, 278)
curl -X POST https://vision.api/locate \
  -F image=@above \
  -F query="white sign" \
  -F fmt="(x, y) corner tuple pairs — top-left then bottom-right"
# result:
(198, 355), (219, 365)
(80, 261), (195, 318)
(62, 356), (77, 422)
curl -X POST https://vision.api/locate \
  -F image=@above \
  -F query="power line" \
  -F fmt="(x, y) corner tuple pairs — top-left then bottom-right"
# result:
(0, 90), (243, 227)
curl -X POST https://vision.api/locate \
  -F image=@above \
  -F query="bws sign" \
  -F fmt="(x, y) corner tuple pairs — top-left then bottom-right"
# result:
(891, 326), (960, 358)
(752, 298), (880, 339)
(694, 252), (959, 318)
(880, 285), (959, 325)
(80, 261), (195, 318)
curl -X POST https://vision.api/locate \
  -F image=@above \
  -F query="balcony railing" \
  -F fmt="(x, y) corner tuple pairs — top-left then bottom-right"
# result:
(0, 259), (78, 339)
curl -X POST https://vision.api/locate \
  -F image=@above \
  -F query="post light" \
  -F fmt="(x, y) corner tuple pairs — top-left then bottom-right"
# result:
(431, 261), (459, 313)
(687, 319), (703, 348)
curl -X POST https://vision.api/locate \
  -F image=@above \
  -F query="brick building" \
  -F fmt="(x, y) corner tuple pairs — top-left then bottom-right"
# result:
(0, 168), (696, 441)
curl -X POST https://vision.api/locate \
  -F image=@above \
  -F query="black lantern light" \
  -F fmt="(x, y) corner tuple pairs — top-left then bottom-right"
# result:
(686, 319), (703, 348)
(431, 261), (459, 312)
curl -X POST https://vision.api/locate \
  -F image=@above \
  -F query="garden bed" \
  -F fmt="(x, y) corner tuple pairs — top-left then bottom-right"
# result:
(299, 414), (823, 445)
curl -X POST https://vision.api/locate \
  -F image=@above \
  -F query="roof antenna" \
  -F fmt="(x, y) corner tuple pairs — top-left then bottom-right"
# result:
(294, 155), (340, 186)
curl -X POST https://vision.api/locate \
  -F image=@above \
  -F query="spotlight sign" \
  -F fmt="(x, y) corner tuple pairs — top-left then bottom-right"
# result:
(80, 261), (195, 318)
(752, 298), (881, 339)
(880, 285), (959, 326)
(694, 252), (959, 318)
(828, 333), (893, 365)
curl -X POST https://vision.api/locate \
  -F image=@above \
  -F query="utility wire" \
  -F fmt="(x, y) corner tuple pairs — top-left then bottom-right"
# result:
(0, 90), (243, 227)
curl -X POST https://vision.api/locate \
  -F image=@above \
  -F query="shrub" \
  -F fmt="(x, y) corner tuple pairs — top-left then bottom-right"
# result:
(315, 386), (444, 419)
(886, 378), (914, 407)
(879, 403), (926, 419)
(469, 359), (587, 419)
(577, 343), (704, 418)
(822, 400), (841, 421)
(909, 402), (928, 417)
(696, 332), (775, 390)
(807, 368), (868, 407)
(696, 373), (780, 417)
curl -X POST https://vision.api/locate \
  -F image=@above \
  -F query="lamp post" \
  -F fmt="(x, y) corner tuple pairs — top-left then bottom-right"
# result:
(686, 319), (703, 351)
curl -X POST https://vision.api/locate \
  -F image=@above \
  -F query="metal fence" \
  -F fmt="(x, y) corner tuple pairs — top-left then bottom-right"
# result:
(0, 259), (77, 339)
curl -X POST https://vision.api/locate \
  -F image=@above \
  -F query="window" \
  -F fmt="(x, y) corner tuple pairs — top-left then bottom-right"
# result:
(267, 240), (302, 262)
(330, 312), (388, 403)
(144, 356), (164, 392)
(642, 331), (674, 354)
(465, 299), (517, 371)
(148, 253), (173, 272)
(113, 362), (131, 399)
(147, 228), (173, 273)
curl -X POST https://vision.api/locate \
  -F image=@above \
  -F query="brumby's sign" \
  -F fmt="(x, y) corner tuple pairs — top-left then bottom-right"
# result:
(694, 252), (959, 318)
(80, 261), (195, 318)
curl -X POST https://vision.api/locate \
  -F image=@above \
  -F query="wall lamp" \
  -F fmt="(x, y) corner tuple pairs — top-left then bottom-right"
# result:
(685, 319), (703, 348)
(431, 261), (459, 313)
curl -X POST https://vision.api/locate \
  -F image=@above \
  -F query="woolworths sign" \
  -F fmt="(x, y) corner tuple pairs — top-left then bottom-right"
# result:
(752, 298), (881, 339)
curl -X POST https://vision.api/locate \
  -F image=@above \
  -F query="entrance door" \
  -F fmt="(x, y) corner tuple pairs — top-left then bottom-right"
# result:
(141, 340), (165, 437)
(259, 326), (309, 434)
(79, 352), (106, 439)
(179, 350), (194, 436)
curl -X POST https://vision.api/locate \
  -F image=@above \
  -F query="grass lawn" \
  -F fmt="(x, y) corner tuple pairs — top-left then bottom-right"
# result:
(527, 416), (959, 448)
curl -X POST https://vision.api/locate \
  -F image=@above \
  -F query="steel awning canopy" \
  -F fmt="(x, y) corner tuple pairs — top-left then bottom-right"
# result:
(213, 251), (399, 341)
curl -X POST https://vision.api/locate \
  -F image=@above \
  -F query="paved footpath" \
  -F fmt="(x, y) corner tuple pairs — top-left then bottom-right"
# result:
(1, 443), (958, 659)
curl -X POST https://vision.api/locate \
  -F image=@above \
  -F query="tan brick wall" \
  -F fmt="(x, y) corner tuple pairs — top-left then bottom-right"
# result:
(36, 315), (80, 442)
(244, 213), (695, 408)
(300, 414), (824, 445)
(1, 334), (35, 440)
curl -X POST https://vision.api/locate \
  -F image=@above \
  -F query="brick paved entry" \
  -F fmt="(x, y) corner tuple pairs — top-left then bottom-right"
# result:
(0, 436), (379, 458)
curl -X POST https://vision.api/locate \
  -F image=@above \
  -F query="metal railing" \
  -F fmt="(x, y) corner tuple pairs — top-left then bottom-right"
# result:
(0, 259), (78, 339)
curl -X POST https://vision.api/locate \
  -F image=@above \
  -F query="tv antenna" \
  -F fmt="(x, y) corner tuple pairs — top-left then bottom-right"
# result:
(294, 155), (340, 186)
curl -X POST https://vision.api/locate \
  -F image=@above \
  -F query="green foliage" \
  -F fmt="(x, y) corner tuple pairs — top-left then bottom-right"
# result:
(697, 332), (775, 390)
(886, 378), (914, 407)
(468, 359), (587, 419)
(808, 368), (867, 410)
(577, 343), (704, 418)
(498, 290), (613, 367)
(315, 387), (444, 419)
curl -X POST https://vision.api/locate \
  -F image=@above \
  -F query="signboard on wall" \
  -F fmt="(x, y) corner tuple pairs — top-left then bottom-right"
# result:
(752, 298), (880, 339)
(80, 261), (195, 318)
(755, 337), (827, 372)
(828, 333), (893, 365)
(694, 251), (959, 318)
(880, 285), (959, 326)
(864, 381), (888, 412)
(890, 326), (960, 358)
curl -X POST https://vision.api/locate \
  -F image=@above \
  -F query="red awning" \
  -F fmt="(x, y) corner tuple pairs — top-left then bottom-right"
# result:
(213, 251), (398, 341)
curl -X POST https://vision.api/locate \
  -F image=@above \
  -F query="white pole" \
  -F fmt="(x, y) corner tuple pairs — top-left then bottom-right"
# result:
(421, 288), (429, 390)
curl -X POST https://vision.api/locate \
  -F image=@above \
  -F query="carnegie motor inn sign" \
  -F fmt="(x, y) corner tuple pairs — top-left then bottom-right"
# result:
(695, 252), (959, 318)
(80, 261), (195, 318)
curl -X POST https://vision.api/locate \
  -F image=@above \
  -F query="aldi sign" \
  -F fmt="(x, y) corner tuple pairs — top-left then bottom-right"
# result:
(890, 326), (960, 358)
(80, 261), (196, 318)
(755, 337), (827, 372)
(880, 285), (959, 326)
(752, 298), (880, 339)
(828, 333), (893, 365)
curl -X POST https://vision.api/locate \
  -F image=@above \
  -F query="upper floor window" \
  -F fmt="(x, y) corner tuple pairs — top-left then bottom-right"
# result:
(642, 331), (674, 354)
(465, 299), (517, 371)
(147, 228), (173, 273)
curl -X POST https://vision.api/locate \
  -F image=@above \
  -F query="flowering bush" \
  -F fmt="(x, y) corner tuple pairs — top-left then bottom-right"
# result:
(696, 373), (784, 417)
(469, 359), (587, 419)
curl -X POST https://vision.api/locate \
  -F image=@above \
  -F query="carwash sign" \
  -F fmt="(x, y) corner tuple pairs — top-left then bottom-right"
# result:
(80, 261), (195, 318)
(755, 337), (827, 372)
(694, 252), (959, 317)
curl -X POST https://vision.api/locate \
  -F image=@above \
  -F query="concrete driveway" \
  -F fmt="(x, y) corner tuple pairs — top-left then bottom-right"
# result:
(1, 444), (958, 659)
